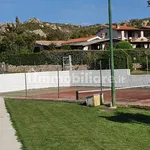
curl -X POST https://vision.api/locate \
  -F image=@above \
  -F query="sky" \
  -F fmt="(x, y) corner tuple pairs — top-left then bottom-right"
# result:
(0, 0), (149, 25)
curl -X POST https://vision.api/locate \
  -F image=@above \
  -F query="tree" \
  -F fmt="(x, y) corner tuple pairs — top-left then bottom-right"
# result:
(115, 41), (133, 49)
(89, 50), (133, 71)
(61, 45), (71, 50)
(0, 20), (36, 54)
(48, 43), (57, 50)
(16, 16), (20, 24)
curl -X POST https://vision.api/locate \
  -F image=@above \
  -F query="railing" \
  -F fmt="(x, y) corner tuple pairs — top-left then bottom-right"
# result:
(130, 38), (149, 42)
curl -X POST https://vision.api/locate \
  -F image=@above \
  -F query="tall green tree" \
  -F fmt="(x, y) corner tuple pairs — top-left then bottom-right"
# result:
(0, 17), (37, 54)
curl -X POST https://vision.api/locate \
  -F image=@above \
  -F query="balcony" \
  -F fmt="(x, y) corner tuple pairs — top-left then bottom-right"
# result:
(129, 37), (149, 42)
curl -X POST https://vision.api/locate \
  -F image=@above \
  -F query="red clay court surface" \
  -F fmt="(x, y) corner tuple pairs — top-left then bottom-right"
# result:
(26, 87), (150, 106)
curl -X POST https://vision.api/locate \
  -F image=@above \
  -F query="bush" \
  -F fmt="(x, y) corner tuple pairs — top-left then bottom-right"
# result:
(0, 50), (133, 71)
(141, 57), (150, 70)
(90, 50), (133, 71)
(0, 50), (91, 66)
(115, 41), (133, 49)
(61, 45), (71, 50)
(126, 49), (150, 64)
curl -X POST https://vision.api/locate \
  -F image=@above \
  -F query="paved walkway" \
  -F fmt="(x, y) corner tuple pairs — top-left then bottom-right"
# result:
(0, 97), (21, 150)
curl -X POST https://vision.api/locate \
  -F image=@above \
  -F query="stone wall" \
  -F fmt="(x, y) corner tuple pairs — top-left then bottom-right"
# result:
(0, 64), (88, 73)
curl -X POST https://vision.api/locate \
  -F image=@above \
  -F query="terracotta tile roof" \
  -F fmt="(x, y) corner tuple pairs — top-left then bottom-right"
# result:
(63, 36), (97, 44)
(104, 25), (139, 31)
(36, 41), (66, 46)
(141, 26), (150, 29)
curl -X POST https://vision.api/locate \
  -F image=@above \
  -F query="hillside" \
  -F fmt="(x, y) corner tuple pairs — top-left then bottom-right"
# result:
(1, 17), (150, 41)
(0, 17), (150, 54)
(120, 18), (150, 28)
(0, 17), (103, 41)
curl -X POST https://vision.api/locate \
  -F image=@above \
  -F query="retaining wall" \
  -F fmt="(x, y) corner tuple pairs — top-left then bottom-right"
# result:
(70, 69), (131, 87)
(0, 69), (150, 93)
(0, 71), (70, 93)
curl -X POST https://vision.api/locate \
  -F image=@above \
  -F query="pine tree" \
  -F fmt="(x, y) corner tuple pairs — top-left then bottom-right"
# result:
(15, 16), (20, 24)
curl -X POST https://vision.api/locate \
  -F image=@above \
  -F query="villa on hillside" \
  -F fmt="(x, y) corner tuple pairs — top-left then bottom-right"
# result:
(35, 36), (121, 51)
(62, 36), (120, 50)
(35, 41), (65, 52)
(35, 25), (150, 51)
(97, 25), (150, 48)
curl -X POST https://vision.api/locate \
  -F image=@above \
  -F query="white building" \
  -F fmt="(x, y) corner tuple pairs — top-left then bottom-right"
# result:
(97, 25), (143, 40)
(97, 25), (150, 48)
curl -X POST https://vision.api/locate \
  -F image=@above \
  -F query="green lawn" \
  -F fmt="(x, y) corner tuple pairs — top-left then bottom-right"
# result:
(131, 70), (150, 75)
(5, 99), (150, 150)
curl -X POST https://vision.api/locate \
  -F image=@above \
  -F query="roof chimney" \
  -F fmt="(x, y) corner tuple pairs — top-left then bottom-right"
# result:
(116, 24), (120, 29)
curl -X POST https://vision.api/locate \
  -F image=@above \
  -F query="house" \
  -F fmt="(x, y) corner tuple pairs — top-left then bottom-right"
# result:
(63, 38), (121, 50)
(35, 36), (103, 51)
(97, 24), (150, 49)
(63, 36), (101, 50)
(35, 40), (66, 52)
(140, 26), (150, 38)
(97, 25), (141, 41)
(129, 26), (150, 48)
(35, 36), (121, 51)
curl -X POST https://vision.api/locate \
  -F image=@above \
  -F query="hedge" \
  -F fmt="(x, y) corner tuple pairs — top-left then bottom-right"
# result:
(89, 50), (133, 70)
(0, 49), (150, 70)
(126, 49), (148, 63)
(0, 50), (104, 66)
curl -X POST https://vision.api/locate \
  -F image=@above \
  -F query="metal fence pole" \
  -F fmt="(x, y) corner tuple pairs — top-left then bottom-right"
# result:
(100, 60), (103, 94)
(24, 71), (28, 97)
(108, 0), (116, 107)
(146, 56), (149, 74)
(76, 91), (79, 100)
(57, 64), (60, 99)
(127, 57), (129, 69)
(109, 58), (111, 70)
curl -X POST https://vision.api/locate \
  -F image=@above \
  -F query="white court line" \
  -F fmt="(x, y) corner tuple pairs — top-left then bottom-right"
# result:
(78, 85), (150, 94)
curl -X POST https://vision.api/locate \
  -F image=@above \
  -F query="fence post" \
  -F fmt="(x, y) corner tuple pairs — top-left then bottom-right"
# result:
(99, 60), (103, 94)
(76, 91), (79, 100)
(57, 64), (60, 99)
(146, 56), (149, 74)
(127, 57), (129, 69)
(109, 58), (111, 70)
(24, 71), (28, 97)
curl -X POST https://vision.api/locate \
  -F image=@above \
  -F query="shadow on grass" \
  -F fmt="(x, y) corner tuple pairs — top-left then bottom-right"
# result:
(100, 112), (150, 125)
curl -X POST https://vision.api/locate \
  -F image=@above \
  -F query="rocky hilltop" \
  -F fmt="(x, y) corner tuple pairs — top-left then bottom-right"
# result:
(0, 17), (150, 41)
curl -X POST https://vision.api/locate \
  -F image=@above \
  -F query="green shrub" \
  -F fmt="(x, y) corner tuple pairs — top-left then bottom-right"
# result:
(90, 50), (133, 71)
(0, 50), (133, 71)
(126, 49), (150, 64)
(61, 45), (71, 50)
(0, 50), (91, 66)
(141, 57), (150, 70)
(115, 41), (133, 49)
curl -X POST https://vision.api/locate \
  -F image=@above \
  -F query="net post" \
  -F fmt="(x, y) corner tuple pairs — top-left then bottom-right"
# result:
(100, 60), (104, 105)
(146, 56), (149, 74)
(76, 91), (79, 100)
(24, 70), (28, 97)
(127, 57), (129, 69)
(57, 64), (60, 99)
(100, 60), (103, 94)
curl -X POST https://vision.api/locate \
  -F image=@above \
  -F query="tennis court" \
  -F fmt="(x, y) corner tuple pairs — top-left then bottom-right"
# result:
(1, 86), (150, 105)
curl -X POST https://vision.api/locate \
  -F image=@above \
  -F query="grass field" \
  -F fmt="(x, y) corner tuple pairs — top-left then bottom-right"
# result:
(5, 99), (150, 150)
(131, 70), (150, 75)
